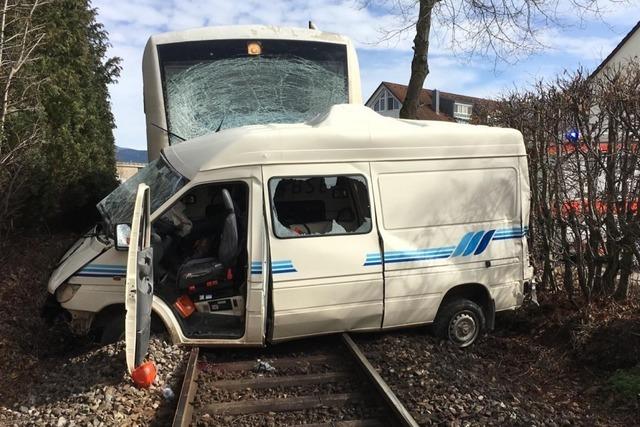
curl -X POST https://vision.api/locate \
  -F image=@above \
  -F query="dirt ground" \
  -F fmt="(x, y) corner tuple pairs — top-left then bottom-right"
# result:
(357, 298), (640, 426)
(0, 233), (187, 426)
(0, 232), (638, 426)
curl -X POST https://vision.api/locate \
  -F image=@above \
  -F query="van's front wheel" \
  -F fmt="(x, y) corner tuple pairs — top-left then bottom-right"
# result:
(434, 299), (485, 347)
(100, 313), (125, 344)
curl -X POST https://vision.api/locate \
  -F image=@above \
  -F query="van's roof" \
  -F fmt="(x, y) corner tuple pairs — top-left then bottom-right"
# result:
(163, 104), (525, 179)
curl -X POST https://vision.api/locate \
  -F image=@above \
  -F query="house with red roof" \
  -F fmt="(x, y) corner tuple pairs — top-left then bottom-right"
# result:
(364, 81), (493, 123)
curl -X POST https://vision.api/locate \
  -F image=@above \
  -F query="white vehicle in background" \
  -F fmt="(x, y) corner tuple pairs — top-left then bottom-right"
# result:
(142, 25), (362, 160)
(45, 26), (534, 353)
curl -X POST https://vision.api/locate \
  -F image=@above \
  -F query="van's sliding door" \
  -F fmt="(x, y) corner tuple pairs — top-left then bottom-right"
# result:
(370, 159), (522, 328)
(263, 163), (383, 341)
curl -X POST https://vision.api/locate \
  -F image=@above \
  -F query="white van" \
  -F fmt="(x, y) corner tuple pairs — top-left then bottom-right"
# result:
(47, 104), (534, 349)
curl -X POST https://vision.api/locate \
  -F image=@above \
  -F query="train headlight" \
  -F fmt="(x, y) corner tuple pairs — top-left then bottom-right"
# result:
(247, 41), (262, 55)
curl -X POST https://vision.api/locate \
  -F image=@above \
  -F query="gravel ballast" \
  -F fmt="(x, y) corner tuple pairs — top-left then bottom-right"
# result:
(193, 339), (390, 426)
(0, 337), (187, 426)
(355, 308), (639, 426)
(1, 234), (637, 425)
(0, 234), (188, 426)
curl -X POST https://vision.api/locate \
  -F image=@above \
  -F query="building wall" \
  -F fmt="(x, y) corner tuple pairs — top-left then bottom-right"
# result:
(116, 162), (145, 182)
(595, 26), (640, 78)
(365, 83), (478, 122)
(365, 85), (401, 117)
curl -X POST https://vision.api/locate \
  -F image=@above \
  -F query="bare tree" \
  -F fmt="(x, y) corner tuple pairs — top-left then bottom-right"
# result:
(365, 0), (615, 119)
(0, 0), (45, 234)
(492, 60), (640, 303)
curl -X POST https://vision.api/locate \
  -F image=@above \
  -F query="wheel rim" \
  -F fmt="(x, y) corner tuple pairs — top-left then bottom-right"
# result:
(448, 311), (478, 346)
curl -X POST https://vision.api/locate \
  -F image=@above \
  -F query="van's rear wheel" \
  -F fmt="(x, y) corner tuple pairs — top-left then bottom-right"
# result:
(434, 299), (485, 347)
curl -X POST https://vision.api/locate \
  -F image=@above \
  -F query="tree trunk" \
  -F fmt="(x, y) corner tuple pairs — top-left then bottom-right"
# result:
(399, 0), (438, 119)
(614, 248), (633, 301)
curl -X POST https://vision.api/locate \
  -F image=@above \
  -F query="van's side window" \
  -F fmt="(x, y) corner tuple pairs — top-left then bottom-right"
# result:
(269, 175), (372, 238)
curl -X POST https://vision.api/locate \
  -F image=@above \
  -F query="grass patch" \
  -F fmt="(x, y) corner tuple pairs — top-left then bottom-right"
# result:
(609, 366), (640, 399)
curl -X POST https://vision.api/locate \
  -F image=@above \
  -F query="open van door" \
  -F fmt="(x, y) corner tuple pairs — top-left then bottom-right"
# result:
(124, 183), (154, 377)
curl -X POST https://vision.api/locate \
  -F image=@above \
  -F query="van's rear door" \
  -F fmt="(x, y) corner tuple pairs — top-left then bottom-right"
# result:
(124, 183), (154, 374)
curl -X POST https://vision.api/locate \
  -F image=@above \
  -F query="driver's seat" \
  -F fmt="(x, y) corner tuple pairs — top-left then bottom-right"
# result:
(176, 189), (238, 291)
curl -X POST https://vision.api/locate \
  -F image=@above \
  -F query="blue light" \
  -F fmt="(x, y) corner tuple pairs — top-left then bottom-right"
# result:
(565, 128), (580, 143)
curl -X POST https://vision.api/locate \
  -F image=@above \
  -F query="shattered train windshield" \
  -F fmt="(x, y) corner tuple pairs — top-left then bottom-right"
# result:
(158, 39), (349, 144)
(97, 158), (187, 233)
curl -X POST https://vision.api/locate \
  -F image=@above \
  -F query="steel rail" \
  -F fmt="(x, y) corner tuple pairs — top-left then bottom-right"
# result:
(172, 335), (418, 426)
(341, 333), (419, 427)
(172, 347), (199, 427)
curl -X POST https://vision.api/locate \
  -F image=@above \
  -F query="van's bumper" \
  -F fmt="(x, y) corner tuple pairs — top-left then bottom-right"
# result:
(42, 293), (95, 335)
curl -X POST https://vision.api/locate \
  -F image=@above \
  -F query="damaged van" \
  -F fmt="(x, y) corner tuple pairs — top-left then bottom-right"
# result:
(46, 103), (534, 349)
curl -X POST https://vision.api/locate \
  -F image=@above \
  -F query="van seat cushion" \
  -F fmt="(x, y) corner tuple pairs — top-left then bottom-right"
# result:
(288, 221), (332, 235)
(306, 221), (332, 234)
(178, 258), (224, 289)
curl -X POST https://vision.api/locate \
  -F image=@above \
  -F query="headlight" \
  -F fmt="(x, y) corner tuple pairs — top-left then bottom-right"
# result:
(55, 283), (80, 303)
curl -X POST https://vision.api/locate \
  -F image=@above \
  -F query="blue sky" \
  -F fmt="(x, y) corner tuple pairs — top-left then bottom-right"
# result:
(93, 0), (640, 150)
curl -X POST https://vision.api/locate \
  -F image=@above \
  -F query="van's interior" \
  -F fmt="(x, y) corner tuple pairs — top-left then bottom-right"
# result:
(151, 182), (248, 339)
(269, 175), (372, 237)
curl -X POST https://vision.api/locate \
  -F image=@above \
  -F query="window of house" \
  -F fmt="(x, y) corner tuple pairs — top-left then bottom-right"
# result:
(373, 101), (379, 112)
(393, 98), (399, 109)
(269, 175), (372, 238)
(453, 103), (472, 121)
(387, 96), (394, 110)
(378, 95), (385, 111)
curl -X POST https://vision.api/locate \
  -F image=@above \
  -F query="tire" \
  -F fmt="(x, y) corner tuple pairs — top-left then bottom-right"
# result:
(434, 299), (485, 347)
(99, 312), (125, 345)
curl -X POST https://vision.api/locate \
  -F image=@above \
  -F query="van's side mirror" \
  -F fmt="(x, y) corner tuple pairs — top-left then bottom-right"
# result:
(115, 223), (132, 251)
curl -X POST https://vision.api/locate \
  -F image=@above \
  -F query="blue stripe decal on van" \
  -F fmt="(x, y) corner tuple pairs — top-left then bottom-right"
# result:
(76, 264), (126, 277)
(251, 261), (262, 275)
(272, 260), (297, 274)
(461, 231), (485, 256)
(364, 226), (528, 266)
(474, 230), (496, 255)
(451, 232), (475, 257)
(492, 226), (528, 240)
(364, 253), (383, 266)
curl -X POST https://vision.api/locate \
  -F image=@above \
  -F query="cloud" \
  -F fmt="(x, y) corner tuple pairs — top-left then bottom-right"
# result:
(93, 0), (636, 149)
(537, 28), (622, 62)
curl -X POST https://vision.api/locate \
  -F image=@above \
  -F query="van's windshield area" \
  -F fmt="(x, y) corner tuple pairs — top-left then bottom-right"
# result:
(97, 158), (187, 234)
(158, 39), (349, 144)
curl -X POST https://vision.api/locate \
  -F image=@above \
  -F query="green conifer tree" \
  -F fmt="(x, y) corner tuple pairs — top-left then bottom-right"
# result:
(24, 0), (121, 229)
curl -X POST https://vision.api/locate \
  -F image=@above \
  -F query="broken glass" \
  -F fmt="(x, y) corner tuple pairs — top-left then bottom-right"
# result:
(268, 175), (372, 238)
(164, 56), (347, 142)
(97, 159), (188, 234)
(157, 39), (349, 144)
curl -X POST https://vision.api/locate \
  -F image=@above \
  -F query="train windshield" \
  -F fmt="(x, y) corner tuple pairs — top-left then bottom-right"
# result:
(158, 39), (349, 144)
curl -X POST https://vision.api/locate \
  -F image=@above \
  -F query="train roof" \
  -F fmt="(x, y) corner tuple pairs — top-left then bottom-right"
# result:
(146, 25), (353, 47)
(163, 104), (526, 179)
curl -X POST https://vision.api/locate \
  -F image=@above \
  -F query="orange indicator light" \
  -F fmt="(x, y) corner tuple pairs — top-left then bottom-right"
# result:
(247, 41), (262, 55)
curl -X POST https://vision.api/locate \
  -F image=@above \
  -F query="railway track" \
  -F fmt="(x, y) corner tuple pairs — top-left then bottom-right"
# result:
(172, 333), (419, 427)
